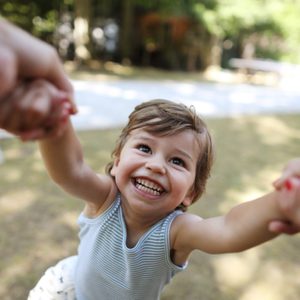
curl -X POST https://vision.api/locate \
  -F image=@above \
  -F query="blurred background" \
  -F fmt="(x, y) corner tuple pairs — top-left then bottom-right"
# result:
(2, 0), (300, 73)
(1, 1), (300, 300)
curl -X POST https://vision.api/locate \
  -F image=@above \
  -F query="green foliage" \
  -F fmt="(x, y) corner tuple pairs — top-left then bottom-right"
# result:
(134, 0), (217, 16)
(214, 0), (300, 62)
(0, 0), (72, 40)
(1, 0), (300, 64)
(269, 0), (300, 63)
(192, 2), (221, 36)
(1, 1), (39, 31)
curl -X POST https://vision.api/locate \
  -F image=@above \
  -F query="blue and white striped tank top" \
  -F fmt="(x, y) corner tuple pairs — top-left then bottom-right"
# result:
(74, 193), (186, 300)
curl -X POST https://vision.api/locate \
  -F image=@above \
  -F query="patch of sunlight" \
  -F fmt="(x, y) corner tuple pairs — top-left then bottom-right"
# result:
(98, 165), (107, 173)
(32, 160), (45, 172)
(33, 237), (76, 260)
(240, 284), (282, 300)
(204, 66), (242, 84)
(0, 190), (35, 214)
(220, 167), (279, 212)
(242, 168), (281, 189)
(239, 262), (291, 300)
(257, 167), (282, 186)
(212, 249), (260, 288)
(33, 149), (41, 159)
(104, 61), (133, 76)
(1, 256), (33, 287)
(220, 188), (263, 212)
(4, 168), (22, 182)
(253, 116), (300, 145)
(4, 147), (24, 160)
(58, 211), (78, 229)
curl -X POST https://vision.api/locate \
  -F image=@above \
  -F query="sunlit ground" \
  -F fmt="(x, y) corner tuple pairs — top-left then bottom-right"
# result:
(1, 113), (299, 300)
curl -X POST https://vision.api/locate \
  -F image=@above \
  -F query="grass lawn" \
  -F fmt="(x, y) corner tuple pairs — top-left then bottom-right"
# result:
(0, 112), (299, 300)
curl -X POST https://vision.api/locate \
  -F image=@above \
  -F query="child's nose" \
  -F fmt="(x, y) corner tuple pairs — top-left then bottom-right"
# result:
(145, 155), (166, 174)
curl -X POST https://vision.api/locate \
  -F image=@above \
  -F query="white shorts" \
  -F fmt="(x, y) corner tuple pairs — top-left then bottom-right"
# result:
(28, 256), (77, 300)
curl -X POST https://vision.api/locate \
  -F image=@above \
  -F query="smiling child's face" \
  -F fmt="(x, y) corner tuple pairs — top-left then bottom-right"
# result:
(111, 128), (200, 219)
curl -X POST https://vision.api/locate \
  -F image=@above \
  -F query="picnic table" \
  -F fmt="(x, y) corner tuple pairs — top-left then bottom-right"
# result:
(229, 58), (300, 82)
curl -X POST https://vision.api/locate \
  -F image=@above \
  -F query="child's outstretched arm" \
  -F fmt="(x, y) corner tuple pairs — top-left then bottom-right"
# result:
(38, 109), (115, 213)
(0, 78), (114, 211)
(172, 186), (300, 264)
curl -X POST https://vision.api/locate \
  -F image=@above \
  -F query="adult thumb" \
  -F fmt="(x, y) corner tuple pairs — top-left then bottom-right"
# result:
(0, 45), (17, 100)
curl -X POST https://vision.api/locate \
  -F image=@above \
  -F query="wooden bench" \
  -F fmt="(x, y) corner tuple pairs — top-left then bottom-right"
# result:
(229, 58), (300, 84)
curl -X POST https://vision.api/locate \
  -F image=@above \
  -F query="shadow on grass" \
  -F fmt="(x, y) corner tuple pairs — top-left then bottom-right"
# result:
(0, 114), (300, 300)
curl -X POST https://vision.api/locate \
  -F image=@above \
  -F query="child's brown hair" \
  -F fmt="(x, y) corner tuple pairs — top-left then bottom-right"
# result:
(106, 99), (214, 210)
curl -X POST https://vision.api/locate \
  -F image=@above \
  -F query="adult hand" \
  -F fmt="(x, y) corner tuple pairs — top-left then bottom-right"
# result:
(0, 79), (71, 140)
(269, 176), (300, 235)
(0, 19), (77, 114)
(273, 158), (300, 190)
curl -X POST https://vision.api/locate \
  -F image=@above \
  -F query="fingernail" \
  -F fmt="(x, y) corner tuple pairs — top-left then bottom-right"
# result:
(61, 110), (70, 123)
(63, 102), (73, 115)
(285, 179), (293, 191)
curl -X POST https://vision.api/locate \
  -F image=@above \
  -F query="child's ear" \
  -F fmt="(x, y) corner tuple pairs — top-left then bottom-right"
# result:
(182, 187), (196, 207)
(110, 158), (120, 176)
(182, 193), (194, 207)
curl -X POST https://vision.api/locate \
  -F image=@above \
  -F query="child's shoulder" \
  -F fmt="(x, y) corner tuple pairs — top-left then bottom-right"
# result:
(170, 212), (203, 265)
(170, 212), (203, 244)
(171, 212), (203, 234)
(83, 175), (118, 218)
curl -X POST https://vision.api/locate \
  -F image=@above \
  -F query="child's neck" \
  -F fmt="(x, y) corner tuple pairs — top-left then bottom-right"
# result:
(121, 200), (168, 248)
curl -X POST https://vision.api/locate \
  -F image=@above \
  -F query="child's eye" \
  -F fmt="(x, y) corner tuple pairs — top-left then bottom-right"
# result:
(171, 157), (185, 167)
(137, 144), (151, 153)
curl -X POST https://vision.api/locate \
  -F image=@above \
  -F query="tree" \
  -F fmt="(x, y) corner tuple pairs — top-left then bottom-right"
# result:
(73, 0), (92, 63)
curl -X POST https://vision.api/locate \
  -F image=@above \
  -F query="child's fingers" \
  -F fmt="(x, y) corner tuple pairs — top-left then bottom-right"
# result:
(0, 81), (50, 132)
(0, 78), (72, 138)
(268, 220), (300, 235)
(20, 128), (46, 141)
(277, 177), (300, 226)
(44, 102), (71, 137)
(65, 94), (77, 115)
(272, 178), (284, 190)
(17, 80), (69, 133)
(0, 83), (26, 132)
(21, 88), (52, 129)
(26, 101), (71, 140)
(274, 159), (300, 190)
(273, 175), (292, 190)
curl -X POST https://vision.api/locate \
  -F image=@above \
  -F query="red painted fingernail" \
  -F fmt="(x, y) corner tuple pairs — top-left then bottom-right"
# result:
(285, 179), (293, 191)
(63, 102), (73, 114)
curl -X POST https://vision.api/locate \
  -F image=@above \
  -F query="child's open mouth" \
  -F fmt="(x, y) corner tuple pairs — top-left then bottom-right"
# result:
(134, 178), (165, 196)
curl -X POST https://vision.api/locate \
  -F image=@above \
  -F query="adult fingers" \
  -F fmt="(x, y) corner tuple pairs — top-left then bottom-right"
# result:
(273, 159), (300, 190)
(0, 45), (17, 99)
(0, 83), (26, 132)
(0, 20), (77, 113)
(21, 99), (71, 141)
(16, 39), (77, 115)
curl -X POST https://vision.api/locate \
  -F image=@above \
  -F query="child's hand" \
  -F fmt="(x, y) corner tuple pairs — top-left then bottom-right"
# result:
(269, 176), (300, 234)
(0, 79), (72, 140)
(273, 158), (300, 190)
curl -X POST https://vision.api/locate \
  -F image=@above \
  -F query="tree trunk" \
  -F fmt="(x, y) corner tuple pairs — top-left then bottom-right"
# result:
(120, 0), (133, 64)
(73, 0), (92, 64)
